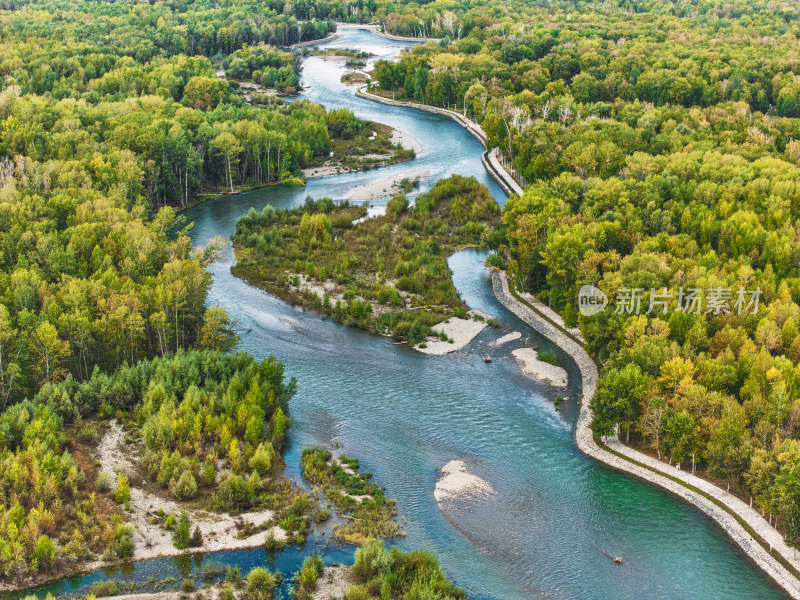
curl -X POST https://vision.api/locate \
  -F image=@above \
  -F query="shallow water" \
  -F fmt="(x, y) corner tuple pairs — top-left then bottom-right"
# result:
(19, 27), (787, 600)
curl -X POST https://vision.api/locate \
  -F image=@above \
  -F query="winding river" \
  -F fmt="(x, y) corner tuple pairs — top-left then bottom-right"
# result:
(21, 27), (789, 600)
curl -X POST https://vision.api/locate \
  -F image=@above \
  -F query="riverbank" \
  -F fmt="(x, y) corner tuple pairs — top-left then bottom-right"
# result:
(282, 32), (340, 50)
(490, 269), (800, 599)
(354, 87), (523, 197)
(416, 310), (490, 355)
(345, 168), (428, 201)
(97, 421), (288, 563)
(335, 23), (439, 43)
(511, 347), (568, 387)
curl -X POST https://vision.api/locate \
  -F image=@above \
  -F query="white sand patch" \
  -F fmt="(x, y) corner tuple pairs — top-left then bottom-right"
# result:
(417, 310), (489, 355)
(492, 331), (522, 346)
(346, 169), (429, 202)
(512, 348), (568, 387)
(312, 565), (353, 600)
(100, 583), (229, 600)
(434, 460), (494, 505)
(302, 163), (359, 178)
(97, 421), (286, 561)
(390, 129), (422, 154)
(292, 273), (406, 318)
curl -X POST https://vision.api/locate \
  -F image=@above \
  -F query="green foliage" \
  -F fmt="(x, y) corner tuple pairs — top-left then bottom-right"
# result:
(114, 473), (131, 504)
(171, 470), (198, 501)
(294, 553), (324, 600)
(301, 448), (399, 544)
(348, 539), (466, 600)
(172, 512), (192, 550)
(96, 471), (114, 493)
(232, 176), (500, 345)
(412, 0), (800, 546)
(244, 567), (279, 600)
(536, 350), (558, 367)
(191, 526), (204, 548)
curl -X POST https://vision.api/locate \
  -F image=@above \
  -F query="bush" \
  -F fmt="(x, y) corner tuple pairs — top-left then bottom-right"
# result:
(181, 578), (196, 593)
(190, 526), (204, 548)
(171, 470), (198, 500)
(114, 473), (131, 504)
(225, 566), (242, 584)
(32, 535), (56, 572)
(264, 531), (285, 552)
(386, 193), (408, 217)
(92, 581), (118, 597)
(96, 471), (114, 493)
(116, 523), (135, 559)
(249, 443), (274, 477)
(221, 583), (235, 600)
(295, 553), (324, 599)
(165, 514), (176, 530)
(344, 585), (369, 600)
(172, 512), (191, 550)
(537, 350), (559, 366)
(201, 461), (217, 486)
(243, 567), (278, 600)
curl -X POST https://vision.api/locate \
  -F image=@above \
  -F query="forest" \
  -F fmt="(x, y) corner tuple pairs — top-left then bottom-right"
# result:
(358, 0), (800, 546)
(231, 175), (500, 345)
(0, 0), (378, 589)
(0, 350), (302, 580)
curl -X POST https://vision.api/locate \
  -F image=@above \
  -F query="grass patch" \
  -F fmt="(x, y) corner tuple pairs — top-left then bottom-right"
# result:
(300, 448), (401, 545)
(537, 349), (559, 366)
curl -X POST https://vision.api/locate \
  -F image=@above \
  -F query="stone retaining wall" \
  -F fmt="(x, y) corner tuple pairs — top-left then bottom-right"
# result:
(282, 32), (339, 49)
(355, 89), (524, 199)
(491, 270), (800, 599)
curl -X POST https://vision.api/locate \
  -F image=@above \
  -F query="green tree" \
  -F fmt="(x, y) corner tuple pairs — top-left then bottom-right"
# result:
(173, 512), (192, 550)
(662, 410), (698, 465)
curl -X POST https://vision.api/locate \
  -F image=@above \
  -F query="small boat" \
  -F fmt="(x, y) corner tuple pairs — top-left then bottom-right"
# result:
(484, 356), (492, 363)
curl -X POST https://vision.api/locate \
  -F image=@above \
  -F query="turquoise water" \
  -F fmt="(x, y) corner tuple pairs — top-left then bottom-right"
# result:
(18, 27), (787, 600)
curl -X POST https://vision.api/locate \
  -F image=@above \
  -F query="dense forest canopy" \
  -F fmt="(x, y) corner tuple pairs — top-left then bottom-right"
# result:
(0, 0), (385, 587)
(362, 0), (800, 546)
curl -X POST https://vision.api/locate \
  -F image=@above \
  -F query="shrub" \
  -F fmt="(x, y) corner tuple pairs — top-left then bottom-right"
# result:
(92, 581), (118, 597)
(190, 526), (204, 548)
(537, 350), (559, 366)
(386, 193), (408, 217)
(225, 566), (242, 584)
(344, 585), (369, 600)
(249, 443), (274, 477)
(116, 523), (135, 559)
(201, 461), (217, 486)
(221, 583), (235, 600)
(264, 532), (285, 552)
(243, 567), (278, 600)
(165, 514), (176, 530)
(32, 535), (56, 572)
(114, 473), (131, 504)
(171, 471), (198, 500)
(172, 513), (191, 550)
(96, 471), (114, 493)
(295, 553), (324, 599)
(181, 578), (196, 593)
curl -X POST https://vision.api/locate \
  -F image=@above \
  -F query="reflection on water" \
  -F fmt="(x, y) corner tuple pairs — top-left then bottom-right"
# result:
(15, 27), (788, 600)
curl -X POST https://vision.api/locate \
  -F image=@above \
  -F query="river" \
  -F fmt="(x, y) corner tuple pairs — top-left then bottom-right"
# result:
(22, 27), (787, 600)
